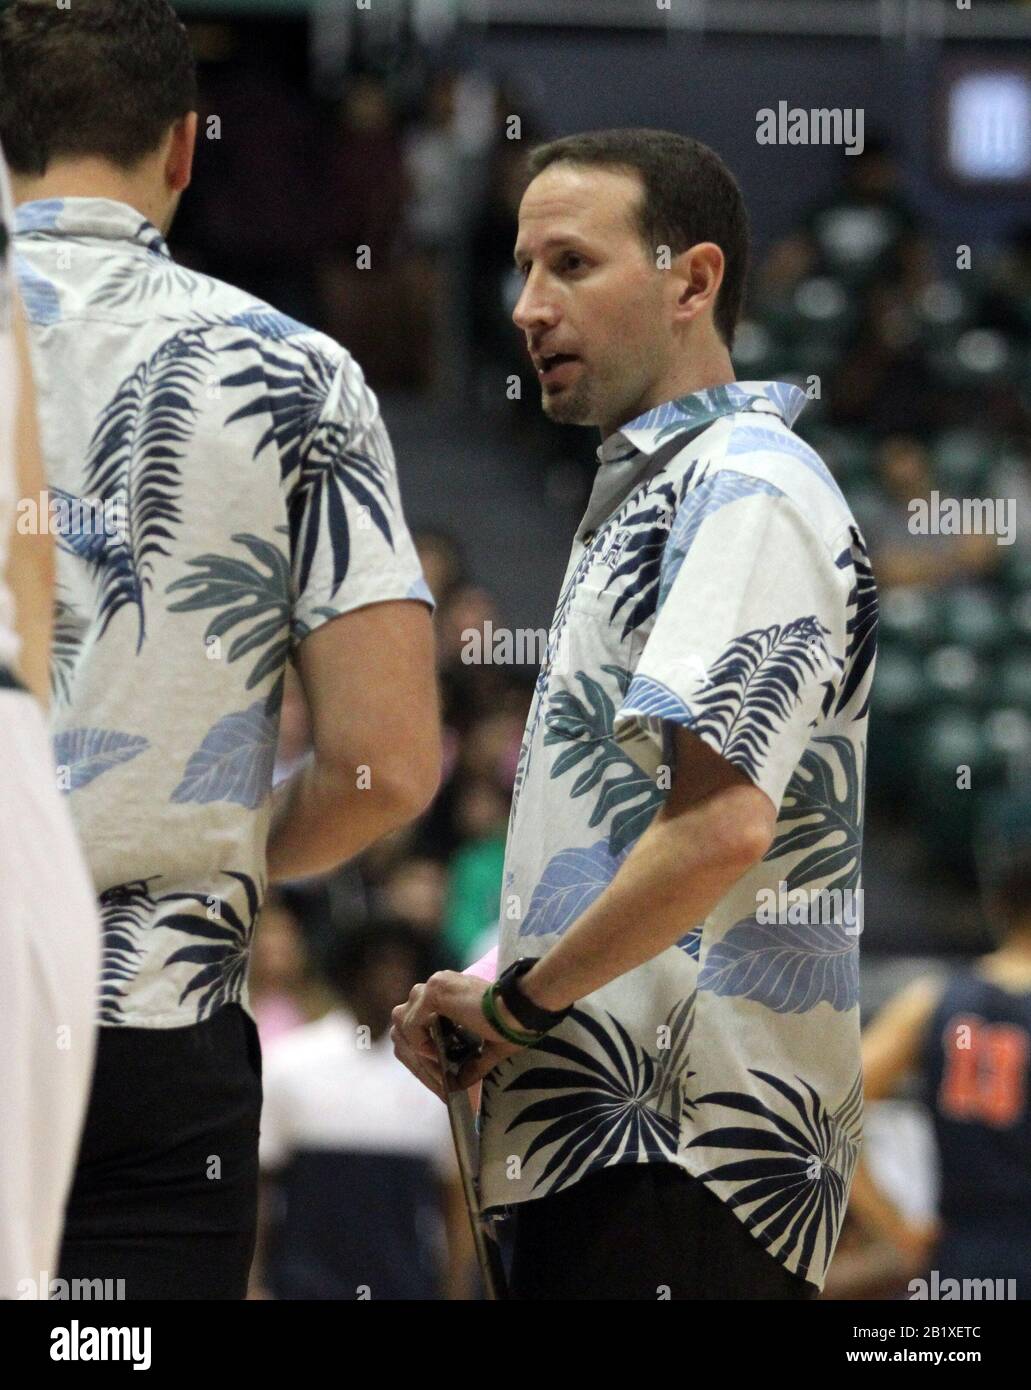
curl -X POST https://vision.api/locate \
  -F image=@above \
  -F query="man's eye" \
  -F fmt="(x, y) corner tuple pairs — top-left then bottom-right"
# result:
(561, 253), (584, 273)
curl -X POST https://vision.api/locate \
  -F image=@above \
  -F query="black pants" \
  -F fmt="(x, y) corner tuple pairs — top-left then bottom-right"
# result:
(509, 1163), (818, 1300)
(58, 1004), (263, 1300)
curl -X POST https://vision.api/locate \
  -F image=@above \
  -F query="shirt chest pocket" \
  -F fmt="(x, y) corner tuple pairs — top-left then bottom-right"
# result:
(544, 580), (646, 744)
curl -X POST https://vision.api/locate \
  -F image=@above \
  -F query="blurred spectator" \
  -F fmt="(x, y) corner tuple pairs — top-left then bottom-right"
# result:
(317, 74), (414, 386)
(759, 135), (933, 303)
(176, 23), (320, 323)
(442, 774), (508, 964)
(378, 855), (448, 941)
(414, 527), (468, 607)
(256, 918), (472, 1299)
(863, 436), (999, 590)
(249, 887), (320, 1049)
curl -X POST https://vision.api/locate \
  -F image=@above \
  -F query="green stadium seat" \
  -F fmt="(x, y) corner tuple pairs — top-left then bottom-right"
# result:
(930, 429), (997, 495)
(878, 586), (942, 651)
(941, 589), (1009, 654)
(924, 644), (989, 706)
(998, 651), (1031, 709)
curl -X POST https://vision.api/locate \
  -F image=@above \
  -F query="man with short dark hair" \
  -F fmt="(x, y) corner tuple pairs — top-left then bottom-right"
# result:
(394, 128), (878, 1299)
(3, 0), (440, 1299)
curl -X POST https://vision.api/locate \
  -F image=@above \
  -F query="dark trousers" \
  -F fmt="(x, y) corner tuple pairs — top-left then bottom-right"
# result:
(58, 1004), (263, 1300)
(509, 1162), (818, 1300)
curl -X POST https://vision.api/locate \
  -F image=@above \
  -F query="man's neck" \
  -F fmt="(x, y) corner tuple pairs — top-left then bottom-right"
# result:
(600, 343), (736, 442)
(12, 159), (170, 235)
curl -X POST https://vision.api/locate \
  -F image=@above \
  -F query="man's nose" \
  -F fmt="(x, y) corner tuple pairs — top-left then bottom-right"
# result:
(512, 278), (558, 333)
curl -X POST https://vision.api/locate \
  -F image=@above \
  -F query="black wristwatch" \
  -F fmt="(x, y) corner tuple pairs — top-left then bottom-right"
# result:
(495, 957), (574, 1036)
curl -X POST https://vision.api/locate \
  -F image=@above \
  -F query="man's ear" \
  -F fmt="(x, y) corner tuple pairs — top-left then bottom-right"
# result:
(166, 112), (198, 194)
(671, 241), (725, 328)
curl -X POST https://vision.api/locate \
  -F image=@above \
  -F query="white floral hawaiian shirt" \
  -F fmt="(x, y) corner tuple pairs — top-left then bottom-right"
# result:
(479, 380), (878, 1288)
(14, 197), (430, 1029)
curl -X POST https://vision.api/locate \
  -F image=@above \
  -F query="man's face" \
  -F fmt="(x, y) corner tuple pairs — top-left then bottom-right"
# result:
(512, 163), (671, 436)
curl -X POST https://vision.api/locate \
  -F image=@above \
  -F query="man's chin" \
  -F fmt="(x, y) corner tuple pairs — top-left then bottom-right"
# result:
(540, 388), (594, 428)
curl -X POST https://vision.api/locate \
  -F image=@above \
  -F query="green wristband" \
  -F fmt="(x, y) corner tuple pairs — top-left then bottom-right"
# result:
(481, 983), (542, 1047)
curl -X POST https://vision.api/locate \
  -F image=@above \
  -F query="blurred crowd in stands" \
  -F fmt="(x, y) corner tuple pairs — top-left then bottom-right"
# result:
(170, 18), (1031, 1300)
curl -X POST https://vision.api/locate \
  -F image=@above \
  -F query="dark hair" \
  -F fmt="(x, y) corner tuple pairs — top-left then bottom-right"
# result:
(526, 128), (750, 348)
(986, 850), (1031, 935)
(0, 0), (198, 176)
(323, 917), (432, 1002)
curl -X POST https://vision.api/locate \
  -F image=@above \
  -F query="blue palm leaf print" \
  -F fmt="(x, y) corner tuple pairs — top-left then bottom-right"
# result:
(159, 870), (262, 1019)
(51, 588), (84, 705)
(648, 383), (754, 445)
(545, 666), (665, 856)
(600, 483), (676, 638)
(512, 472), (681, 809)
(47, 485), (113, 566)
(757, 380), (806, 424)
(688, 1067), (862, 1281)
(699, 918), (858, 1013)
(171, 700), (277, 809)
(93, 237), (212, 308)
(678, 616), (832, 781)
(659, 472), (785, 605)
(82, 327), (216, 650)
(699, 736), (863, 1013)
(166, 531), (292, 694)
(14, 199), (65, 232)
(519, 840), (630, 938)
(500, 1007), (687, 1194)
(834, 527), (878, 719)
(53, 728), (150, 792)
(14, 254), (61, 325)
(221, 336), (339, 484)
(97, 878), (160, 1024)
(289, 424), (393, 598)
(226, 307), (313, 341)
(765, 734), (864, 893)
(678, 925), (703, 959)
(726, 424), (847, 504)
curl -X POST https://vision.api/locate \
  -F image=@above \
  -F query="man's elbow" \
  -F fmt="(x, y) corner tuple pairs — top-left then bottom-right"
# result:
(709, 800), (777, 877)
(367, 739), (443, 827)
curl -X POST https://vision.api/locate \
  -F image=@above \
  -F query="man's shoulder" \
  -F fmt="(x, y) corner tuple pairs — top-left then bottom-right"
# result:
(18, 234), (348, 375)
(666, 413), (861, 555)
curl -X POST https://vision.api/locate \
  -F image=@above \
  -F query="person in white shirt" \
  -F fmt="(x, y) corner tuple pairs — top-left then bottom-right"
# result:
(0, 141), (99, 1300)
(258, 919), (469, 1300)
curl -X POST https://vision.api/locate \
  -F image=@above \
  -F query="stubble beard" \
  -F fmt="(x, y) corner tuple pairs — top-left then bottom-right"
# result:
(540, 375), (595, 427)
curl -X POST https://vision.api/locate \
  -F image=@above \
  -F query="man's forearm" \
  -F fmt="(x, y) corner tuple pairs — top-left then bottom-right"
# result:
(266, 757), (413, 883)
(521, 789), (763, 1013)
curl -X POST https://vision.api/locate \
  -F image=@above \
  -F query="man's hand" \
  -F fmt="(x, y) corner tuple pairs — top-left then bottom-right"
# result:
(391, 971), (523, 1099)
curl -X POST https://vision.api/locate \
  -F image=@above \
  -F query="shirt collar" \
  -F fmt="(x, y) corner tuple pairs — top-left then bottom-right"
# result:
(596, 380), (808, 465)
(14, 196), (172, 260)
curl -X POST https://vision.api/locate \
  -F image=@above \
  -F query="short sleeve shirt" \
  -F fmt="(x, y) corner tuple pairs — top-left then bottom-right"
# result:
(14, 198), (431, 1028)
(479, 381), (878, 1289)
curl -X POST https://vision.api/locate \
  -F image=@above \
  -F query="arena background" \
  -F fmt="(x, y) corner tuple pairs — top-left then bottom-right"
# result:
(12, 0), (1031, 1302)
